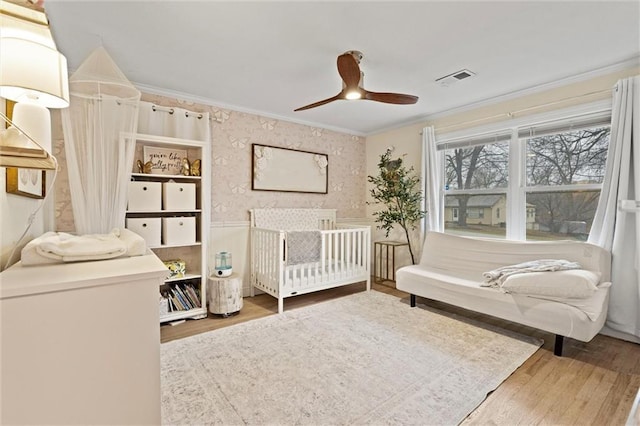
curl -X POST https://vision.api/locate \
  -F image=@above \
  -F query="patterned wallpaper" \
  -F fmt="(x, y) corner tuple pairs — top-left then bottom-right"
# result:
(53, 93), (366, 231)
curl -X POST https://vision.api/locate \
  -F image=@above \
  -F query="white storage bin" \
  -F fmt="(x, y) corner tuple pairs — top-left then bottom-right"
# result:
(163, 182), (196, 211)
(127, 181), (161, 212)
(162, 217), (196, 246)
(126, 217), (161, 247)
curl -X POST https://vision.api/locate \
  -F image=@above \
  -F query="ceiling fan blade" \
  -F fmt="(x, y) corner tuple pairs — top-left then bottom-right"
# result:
(294, 93), (343, 111)
(337, 53), (361, 89)
(364, 91), (419, 105)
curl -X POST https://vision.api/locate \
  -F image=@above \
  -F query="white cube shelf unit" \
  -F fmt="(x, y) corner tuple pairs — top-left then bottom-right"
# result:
(125, 133), (210, 323)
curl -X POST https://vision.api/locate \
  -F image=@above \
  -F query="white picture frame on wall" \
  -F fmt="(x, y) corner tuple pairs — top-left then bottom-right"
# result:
(6, 168), (45, 199)
(252, 144), (328, 194)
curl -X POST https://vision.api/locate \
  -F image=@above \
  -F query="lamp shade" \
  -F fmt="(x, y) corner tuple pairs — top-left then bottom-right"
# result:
(0, 0), (67, 170)
(0, 37), (69, 108)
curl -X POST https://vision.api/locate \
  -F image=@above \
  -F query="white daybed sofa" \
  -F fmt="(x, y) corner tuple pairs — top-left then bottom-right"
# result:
(396, 231), (612, 356)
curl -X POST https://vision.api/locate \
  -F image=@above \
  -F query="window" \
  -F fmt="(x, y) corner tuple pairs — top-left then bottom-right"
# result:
(442, 132), (510, 238)
(439, 111), (610, 241)
(523, 124), (609, 240)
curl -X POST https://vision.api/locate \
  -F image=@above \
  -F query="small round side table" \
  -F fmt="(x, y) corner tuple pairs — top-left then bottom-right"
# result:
(207, 272), (243, 316)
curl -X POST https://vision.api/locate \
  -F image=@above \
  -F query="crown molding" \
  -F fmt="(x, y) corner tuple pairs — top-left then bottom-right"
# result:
(368, 55), (640, 136)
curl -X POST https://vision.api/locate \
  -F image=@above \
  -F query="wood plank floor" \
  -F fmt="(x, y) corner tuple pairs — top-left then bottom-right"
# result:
(161, 281), (640, 425)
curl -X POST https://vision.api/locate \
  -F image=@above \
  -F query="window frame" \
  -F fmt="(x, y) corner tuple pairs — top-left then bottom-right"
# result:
(435, 101), (612, 241)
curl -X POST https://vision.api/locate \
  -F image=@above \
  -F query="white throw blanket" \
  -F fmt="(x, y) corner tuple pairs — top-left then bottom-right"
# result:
(482, 259), (582, 288)
(21, 228), (146, 265)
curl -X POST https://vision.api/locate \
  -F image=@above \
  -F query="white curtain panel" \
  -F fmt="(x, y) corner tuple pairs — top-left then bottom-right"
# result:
(137, 101), (210, 142)
(588, 76), (640, 338)
(422, 126), (444, 232)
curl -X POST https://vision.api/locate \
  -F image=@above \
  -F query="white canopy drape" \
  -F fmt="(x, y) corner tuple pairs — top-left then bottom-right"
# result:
(61, 47), (140, 234)
(588, 76), (640, 339)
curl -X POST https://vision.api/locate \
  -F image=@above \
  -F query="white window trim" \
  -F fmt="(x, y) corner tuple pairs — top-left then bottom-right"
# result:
(525, 183), (603, 193)
(436, 99), (612, 144)
(508, 128), (526, 239)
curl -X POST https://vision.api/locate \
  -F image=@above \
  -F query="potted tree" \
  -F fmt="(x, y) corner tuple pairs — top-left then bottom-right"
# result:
(368, 148), (426, 265)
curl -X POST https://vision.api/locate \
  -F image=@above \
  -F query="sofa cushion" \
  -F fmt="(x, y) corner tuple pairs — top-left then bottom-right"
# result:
(419, 231), (611, 283)
(500, 269), (601, 299)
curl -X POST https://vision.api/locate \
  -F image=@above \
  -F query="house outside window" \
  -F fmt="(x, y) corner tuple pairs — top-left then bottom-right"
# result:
(442, 131), (510, 238)
(439, 110), (610, 241)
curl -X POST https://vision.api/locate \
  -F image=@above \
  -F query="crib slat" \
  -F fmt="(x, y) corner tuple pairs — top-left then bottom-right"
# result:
(333, 234), (340, 280)
(345, 230), (355, 275)
(340, 231), (345, 279)
(328, 233), (333, 278)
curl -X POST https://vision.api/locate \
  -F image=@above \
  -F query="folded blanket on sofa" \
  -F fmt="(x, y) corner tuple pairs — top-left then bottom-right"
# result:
(286, 231), (322, 265)
(482, 259), (582, 288)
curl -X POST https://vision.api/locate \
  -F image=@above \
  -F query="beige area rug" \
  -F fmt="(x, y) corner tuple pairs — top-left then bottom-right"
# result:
(161, 291), (542, 425)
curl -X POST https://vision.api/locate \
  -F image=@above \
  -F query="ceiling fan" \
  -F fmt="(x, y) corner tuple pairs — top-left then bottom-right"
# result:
(294, 50), (419, 112)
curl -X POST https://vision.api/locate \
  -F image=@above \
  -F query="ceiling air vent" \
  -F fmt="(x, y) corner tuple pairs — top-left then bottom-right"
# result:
(436, 69), (476, 87)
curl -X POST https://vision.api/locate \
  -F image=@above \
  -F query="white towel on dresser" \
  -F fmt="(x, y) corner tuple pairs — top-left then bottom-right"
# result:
(21, 228), (147, 265)
(36, 231), (126, 262)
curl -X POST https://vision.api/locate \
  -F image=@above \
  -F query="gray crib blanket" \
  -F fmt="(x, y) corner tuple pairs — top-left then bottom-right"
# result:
(286, 231), (322, 265)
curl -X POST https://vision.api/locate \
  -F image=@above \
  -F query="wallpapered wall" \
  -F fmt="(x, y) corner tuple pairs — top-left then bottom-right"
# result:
(53, 93), (366, 231)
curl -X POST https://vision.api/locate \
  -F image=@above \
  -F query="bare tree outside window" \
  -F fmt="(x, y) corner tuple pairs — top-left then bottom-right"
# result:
(526, 127), (609, 186)
(525, 126), (609, 240)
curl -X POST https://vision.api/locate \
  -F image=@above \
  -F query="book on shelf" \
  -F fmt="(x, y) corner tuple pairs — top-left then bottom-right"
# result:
(163, 291), (177, 312)
(184, 284), (202, 308)
(173, 286), (193, 310)
(161, 283), (203, 313)
(170, 288), (187, 311)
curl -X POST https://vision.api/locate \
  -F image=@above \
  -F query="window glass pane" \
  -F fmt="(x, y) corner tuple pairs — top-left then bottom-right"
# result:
(525, 190), (600, 241)
(445, 194), (507, 238)
(525, 126), (610, 186)
(444, 142), (509, 190)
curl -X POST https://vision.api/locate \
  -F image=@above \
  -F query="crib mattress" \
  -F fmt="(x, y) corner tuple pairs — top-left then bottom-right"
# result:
(254, 261), (367, 290)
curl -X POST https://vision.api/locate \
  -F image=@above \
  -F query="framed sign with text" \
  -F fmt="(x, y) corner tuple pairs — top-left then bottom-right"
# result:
(143, 146), (187, 175)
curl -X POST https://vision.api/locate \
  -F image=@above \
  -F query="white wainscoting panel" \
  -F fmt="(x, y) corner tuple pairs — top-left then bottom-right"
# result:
(210, 222), (252, 296)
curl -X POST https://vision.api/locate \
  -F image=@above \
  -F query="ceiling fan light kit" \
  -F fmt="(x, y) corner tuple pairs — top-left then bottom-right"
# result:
(294, 50), (418, 112)
(345, 90), (362, 100)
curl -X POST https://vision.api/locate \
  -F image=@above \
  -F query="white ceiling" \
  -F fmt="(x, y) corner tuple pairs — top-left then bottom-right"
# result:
(45, 1), (640, 136)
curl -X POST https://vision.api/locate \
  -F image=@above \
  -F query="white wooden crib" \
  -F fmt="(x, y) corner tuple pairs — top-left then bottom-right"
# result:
(250, 209), (371, 313)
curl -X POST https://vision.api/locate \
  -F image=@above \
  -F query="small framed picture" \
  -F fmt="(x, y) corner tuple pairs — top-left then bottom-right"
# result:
(6, 168), (46, 199)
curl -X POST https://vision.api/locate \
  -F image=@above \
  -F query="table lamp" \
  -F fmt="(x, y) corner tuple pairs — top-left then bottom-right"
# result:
(0, 0), (69, 170)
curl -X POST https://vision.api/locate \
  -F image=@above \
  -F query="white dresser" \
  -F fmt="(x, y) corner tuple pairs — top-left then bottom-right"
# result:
(0, 253), (167, 425)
